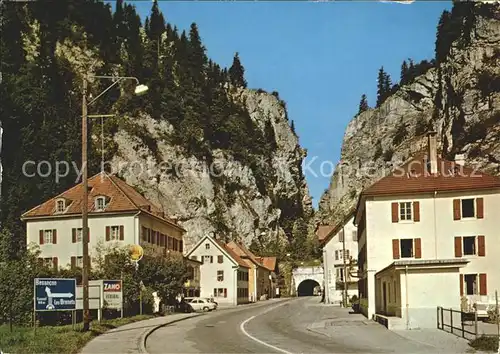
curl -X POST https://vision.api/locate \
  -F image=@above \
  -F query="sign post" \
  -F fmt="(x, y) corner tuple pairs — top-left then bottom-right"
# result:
(130, 244), (144, 316)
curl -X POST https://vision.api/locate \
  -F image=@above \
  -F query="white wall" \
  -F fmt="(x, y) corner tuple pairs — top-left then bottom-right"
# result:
(26, 214), (138, 268)
(322, 216), (358, 303)
(188, 238), (242, 306)
(363, 189), (500, 318)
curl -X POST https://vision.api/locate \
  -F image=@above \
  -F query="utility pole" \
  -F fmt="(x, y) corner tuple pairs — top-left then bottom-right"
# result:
(342, 225), (347, 308)
(82, 74), (90, 331)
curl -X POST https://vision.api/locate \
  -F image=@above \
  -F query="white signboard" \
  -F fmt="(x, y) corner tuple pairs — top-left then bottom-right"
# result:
(103, 280), (123, 310)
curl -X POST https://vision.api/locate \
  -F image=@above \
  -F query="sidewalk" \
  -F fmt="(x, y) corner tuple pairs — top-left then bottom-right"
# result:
(80, 312), (200, 354)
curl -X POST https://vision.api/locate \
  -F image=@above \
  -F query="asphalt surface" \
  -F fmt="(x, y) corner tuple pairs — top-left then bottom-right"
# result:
(146, 297), (455, 353)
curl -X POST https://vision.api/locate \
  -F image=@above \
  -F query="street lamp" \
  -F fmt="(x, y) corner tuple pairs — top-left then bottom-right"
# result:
(81, 74), (148, 331)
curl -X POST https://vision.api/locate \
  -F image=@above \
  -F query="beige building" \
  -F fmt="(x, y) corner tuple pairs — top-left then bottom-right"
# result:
(226, 242), (275, 302)
(21, 172), (185, 270)
(184, 257), (202, 297)
(355, 133), (500, 329)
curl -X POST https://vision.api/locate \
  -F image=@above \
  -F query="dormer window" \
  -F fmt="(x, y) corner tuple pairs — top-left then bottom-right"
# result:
(95, 196), (107, 211)
(56, 199), (66, 213)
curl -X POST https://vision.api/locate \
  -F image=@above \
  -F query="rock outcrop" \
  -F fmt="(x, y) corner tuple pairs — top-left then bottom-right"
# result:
(318, 2), (500, 226)
(111, 89), (312, 250)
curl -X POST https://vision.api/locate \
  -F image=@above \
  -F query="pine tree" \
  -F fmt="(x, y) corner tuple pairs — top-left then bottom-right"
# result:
(400, 60), (408, 84)
(358, 94), (369, 114)
(383, 72), (392, 98)
(228, 52), (247, 88)
(148, 0), (165, 40)
(187, 23), (207, 83)
(290, 120), (296, 134)
(376, 67), (387, 107)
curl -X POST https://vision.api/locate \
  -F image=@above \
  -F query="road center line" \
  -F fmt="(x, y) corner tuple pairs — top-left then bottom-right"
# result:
(240, 302), (294, 354)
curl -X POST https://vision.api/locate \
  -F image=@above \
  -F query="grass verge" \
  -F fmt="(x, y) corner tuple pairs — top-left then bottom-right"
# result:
(469, 335), (499, 352)
(0, 314), (153, 353)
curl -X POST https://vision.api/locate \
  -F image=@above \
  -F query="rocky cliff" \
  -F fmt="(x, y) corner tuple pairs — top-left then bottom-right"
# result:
(317, 2), (500, 226)
(110, 89), (312, 250)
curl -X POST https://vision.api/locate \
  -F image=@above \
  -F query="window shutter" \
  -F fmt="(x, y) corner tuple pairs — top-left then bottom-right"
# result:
(53, 257), (58, 270)
(71, 256), (76, 269)
(52, 229), (57, 244)
(478, 235), (485, 257)
(413, 202), (420, 222)
(119, 225), (124, 240)
(479, 273), (487, 295)
(88, 228), (90, 242)
(224, 288), (227, 298)
(210, 256), (213, 263)
(391, 203), (399, 223)
(39, 230), (44, 245)
(453, 199), (461, 220)
(392, 239), (400, 259)
(106, 226), (110, 241)
(72, 229), (76, 243)
(142, 227), (147, 241)
(180, 240), (183, 253)
(460, 274), (464, 296)
(454, 237), (462, 257)
(414, 238), (422, 259)
(476, 198), (484, 219)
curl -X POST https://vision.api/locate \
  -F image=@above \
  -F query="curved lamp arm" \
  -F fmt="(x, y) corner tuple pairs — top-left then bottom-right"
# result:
(87, 75), (140, 106)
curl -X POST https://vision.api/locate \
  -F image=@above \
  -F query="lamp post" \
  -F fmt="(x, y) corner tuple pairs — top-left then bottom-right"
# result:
(81, 74), (148, 331)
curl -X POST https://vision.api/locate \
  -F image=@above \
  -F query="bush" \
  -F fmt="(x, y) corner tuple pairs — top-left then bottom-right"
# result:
(470, 335), (499, 352)
(383, 148), (394, 162)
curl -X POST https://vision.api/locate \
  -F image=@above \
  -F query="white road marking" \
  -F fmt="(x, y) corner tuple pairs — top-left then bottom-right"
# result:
(240, 302), (294, 354)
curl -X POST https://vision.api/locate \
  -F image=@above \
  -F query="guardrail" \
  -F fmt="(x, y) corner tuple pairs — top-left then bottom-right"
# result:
(437, 306), (478, 339)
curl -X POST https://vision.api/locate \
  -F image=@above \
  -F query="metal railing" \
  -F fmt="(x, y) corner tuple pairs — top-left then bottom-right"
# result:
(437, 306), (478, 339)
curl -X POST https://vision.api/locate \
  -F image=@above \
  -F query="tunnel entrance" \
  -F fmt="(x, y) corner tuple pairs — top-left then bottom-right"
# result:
(297, 279), (321, 296)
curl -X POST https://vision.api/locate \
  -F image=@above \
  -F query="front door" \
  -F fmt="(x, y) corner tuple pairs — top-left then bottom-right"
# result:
(383, 282), (387, 314)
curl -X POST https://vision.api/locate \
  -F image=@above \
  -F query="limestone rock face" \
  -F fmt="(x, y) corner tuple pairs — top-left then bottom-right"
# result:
(111, 89), (312, 251)
(318, 3), (500, 227)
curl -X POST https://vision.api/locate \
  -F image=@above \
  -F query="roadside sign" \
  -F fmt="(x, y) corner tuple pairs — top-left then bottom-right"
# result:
(34, 278), (76, 311)
(129, 244), (144, 262)
(103, 280), (122, 309)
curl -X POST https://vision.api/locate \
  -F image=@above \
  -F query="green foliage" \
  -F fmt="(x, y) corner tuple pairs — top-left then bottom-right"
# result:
(383, 148), (394, 162)
(228, 52), (247, 88)
(400, 58), (434, 86)
(469, 335), (499, 352)
(376, 67), (392, 107)
(392, 123), (408, 146)
(373, 141), (383, 160)
(358, 94), (369, 114)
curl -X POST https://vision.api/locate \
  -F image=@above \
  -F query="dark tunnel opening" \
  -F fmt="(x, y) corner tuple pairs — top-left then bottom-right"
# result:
(297, 279), (321, 297)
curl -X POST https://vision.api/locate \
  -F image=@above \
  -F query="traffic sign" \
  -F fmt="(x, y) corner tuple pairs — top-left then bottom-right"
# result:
(34, 278), (76, 311)
(103, 280), (122, 309)
(129, 244), (144, 262)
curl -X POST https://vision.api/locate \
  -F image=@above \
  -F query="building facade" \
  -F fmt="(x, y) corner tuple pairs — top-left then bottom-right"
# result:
(185, 235), (250, 306)
(319, 213), (359, 304)
(22, 172), (185, 270)
(355, 133), (500, 328)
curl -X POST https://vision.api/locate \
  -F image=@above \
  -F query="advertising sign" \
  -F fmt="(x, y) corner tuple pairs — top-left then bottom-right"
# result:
(103, 280), (123, 309)
(34, 278), (76, 311)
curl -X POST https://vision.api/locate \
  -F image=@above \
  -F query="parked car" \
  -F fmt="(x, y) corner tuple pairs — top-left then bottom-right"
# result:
(205, 298), (218, 309)
(187, 297), (216, 312)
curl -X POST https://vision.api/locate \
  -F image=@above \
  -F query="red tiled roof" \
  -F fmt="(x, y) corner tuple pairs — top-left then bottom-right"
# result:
(260, 256), (277, 271)
(362, 154), (500, 197)
(21, 172), (183, 230)
(213, 239), (251, 268)
(316, 225), (335, 242)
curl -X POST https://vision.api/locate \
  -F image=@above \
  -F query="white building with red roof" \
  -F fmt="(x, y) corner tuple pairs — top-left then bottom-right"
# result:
(355, 132), (500, 329)
(21, 172), (185, 270)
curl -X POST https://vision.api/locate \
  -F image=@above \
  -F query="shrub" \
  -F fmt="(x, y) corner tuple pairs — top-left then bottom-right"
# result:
(373, 141), (383, 160)
(383, 148), (394, 162)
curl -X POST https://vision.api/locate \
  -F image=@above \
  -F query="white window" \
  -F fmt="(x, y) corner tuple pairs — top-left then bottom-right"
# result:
(463, 236), (476, 256)
(334, 250), (339, 260)
(44, 230), (53, 244)
(76, 256), (83, 268)
(95, 196), (106, 211)
(464, 274), (478, 295)
(217, 270), (224, 282)
(56, 199), (65, 213)
(345, 250), (350, 260)
(204, 255), (212, 263)
(339, 230), (344, 242)
(205, 243), (210, 250)
(400, 239), (414, 258)
(110, 226), (120, 241)
(337, 268), (344, 281)
(352, 230), (358, 242)
(399, 202), (412, 221)
(461, 199), (475, 218)
(76, 228), (83, 242)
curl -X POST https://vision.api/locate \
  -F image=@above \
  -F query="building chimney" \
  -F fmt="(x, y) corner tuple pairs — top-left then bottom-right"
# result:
(455, 154), (465, 166)
(427, 131), (438, 174)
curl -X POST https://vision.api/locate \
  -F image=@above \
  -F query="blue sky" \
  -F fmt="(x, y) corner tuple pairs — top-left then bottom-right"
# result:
(120, 1), (452, 208)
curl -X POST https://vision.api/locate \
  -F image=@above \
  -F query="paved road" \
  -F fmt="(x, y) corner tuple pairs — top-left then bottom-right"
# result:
(146, 297), (465, 353)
